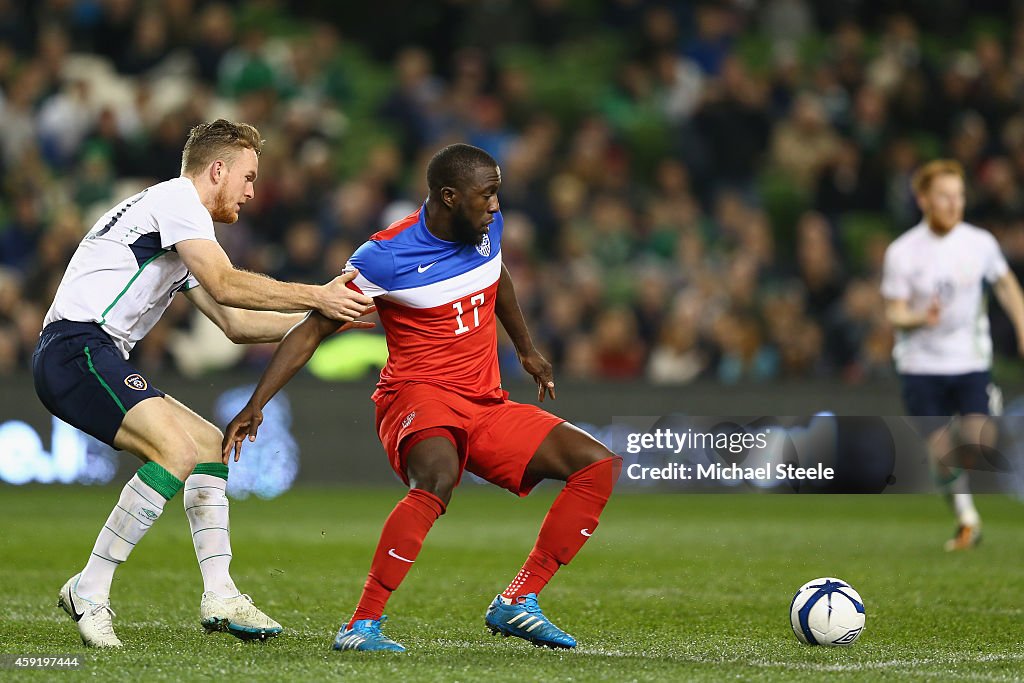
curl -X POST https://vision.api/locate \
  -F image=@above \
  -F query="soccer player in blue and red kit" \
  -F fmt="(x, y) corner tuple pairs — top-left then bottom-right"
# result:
(223, 143), (622, 651)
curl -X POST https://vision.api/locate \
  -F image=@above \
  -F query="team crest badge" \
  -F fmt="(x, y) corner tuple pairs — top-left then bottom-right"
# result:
(401, 411), (417, 429)
(476, 234), (491, 257)
(124, 374), (148, 391)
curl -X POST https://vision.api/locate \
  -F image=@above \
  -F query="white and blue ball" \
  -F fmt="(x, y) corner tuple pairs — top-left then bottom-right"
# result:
(789, 577), (865, 646)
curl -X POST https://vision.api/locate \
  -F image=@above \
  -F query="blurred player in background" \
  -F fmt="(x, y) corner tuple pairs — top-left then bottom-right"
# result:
(881, 159), (1024, 550)
(34, 120), (374, 647)
(224, 143), (622, 652)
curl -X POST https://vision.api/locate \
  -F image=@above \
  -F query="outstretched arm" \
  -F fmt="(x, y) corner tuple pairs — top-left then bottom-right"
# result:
(884, 297), (940, 331)
(992, 271), (1024, 356)
(494, 263), (555, 402)
(221, 310), (354, 461)
(185, 286), (308, 343)
(176, 238), (373, 322)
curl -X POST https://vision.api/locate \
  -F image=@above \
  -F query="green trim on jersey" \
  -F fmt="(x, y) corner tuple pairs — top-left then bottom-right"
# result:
(99, 250), (171, 324)
(84, 346), (127, 415)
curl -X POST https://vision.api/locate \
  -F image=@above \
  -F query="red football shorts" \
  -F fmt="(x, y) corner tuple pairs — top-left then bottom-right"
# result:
(375, 382), (565, 496)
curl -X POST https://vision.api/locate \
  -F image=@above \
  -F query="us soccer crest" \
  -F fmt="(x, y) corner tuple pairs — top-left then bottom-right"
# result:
(476, 234), (491, 257)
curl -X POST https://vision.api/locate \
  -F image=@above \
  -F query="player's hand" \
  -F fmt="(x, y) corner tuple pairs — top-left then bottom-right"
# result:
(337, 317), (377, 333)
(222, 402), (264, 463)
(924, 297), (941, 327)
(318, 270), (374, 323)
(519, 348), (556, 402)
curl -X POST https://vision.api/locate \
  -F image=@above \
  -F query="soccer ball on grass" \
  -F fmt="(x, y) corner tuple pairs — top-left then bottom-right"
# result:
(789, 577), (865, 646)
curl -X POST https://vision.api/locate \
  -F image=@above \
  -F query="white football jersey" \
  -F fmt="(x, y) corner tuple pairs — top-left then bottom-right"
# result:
(43, 178), (216, 358)
(881, 221), (1008, 374)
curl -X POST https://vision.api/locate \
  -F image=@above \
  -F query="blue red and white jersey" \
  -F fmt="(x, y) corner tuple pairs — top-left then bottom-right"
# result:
(346, 205), (504, 401)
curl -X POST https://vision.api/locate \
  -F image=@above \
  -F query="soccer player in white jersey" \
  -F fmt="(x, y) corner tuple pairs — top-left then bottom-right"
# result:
(881, 159), (1024, 550)
(33, 120), (374, 647)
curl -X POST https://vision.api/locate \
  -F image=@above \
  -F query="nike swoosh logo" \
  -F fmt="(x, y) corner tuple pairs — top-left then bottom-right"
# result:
(67, 588), (83, 622)
(388, 548), (415, 563)
(417, 262), (438, 273)
(580, 528), (592, 537)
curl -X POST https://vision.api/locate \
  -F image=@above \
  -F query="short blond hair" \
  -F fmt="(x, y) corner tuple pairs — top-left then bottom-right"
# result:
(911, 159), (964, 195)
(180, 119), (264, 176)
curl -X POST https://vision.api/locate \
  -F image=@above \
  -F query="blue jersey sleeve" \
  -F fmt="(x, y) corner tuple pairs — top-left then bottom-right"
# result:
(346, 239), (396, 296)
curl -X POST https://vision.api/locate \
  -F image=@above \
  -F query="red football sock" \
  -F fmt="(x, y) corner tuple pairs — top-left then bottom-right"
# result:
(502, 455), (621, 601)
(349, 488), (446, 626)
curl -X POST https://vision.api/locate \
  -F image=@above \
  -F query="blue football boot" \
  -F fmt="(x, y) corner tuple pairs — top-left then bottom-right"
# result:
(332, 615), (406, 652)
(485, 593), (577, 649)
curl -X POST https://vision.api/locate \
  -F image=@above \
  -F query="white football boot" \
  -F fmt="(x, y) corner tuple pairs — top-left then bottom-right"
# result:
(200, 592), (283, 640)
(57, 574), (122, 648)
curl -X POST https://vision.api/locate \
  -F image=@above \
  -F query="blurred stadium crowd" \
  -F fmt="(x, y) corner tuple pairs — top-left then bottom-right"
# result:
(2, 0), (1024, 384)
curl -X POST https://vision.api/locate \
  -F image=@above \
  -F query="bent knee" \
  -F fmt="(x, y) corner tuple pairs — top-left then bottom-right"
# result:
(579, 443), (619, 468)
(170, 434), (204, 470)
(191, 423), (225, 463)
(144, 435), (200, 479)
(557, 441), (619, 481)
(569, 451), (622, 481)
(408, 471), (457, 506)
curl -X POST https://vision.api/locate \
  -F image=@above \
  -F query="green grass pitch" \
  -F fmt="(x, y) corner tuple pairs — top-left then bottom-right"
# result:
(1, 486), (1022, 681)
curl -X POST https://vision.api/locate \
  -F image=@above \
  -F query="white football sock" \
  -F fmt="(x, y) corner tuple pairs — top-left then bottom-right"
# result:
(952, 493), (981, 527)
(77, 475), (166, 601)
(946, 470), (980, 526)
(184, 473), (239, 597)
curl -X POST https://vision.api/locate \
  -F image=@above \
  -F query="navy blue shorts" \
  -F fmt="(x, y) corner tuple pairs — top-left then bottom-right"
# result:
(899, 371), (996, 433)
(32, 320), (164, 447)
